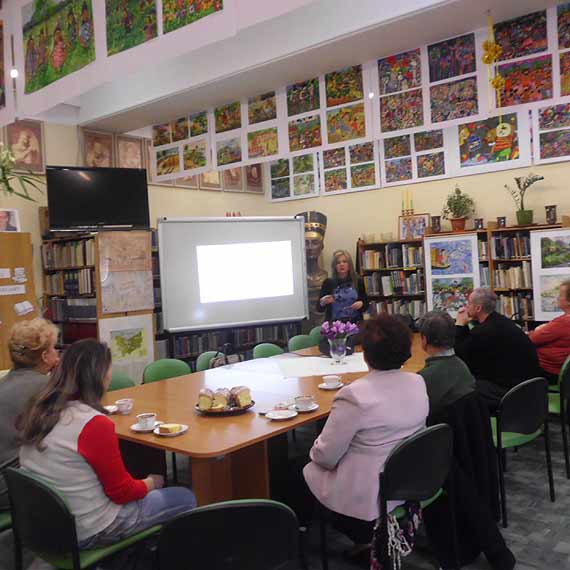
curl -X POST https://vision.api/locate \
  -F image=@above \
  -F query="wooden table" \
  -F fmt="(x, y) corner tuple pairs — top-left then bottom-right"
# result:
(105, 334), (425, 505)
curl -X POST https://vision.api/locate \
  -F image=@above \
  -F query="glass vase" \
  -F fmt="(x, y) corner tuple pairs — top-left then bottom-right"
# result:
(329, 337), (347, 364)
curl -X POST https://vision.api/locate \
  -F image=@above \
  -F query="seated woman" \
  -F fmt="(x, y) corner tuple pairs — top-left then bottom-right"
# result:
(19, 339), (196, 549)
(303, 314), (428, 548)
(317, 249), (369, 323)
(0, 318), (60, 512)
(529, 279), (570, 383)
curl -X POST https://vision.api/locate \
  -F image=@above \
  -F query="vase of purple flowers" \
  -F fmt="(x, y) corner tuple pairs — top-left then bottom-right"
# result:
(321, 320), (359, 364)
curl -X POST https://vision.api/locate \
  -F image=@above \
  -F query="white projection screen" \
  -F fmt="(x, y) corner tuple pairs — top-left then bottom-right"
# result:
(158, 217), (308, 332)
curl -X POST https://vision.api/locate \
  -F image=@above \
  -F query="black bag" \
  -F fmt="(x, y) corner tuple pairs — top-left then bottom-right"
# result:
(209, 343), (244, 368)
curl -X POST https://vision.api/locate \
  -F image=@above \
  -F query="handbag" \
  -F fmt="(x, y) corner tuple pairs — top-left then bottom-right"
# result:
(209, 344), (244, 368)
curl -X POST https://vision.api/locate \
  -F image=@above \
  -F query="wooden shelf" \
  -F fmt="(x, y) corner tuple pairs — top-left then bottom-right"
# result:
(361, 239), (423, 247)
(490, 223), (561, 233)
(46, 293), (96, 298)
(52, 319), (97, 324)
(493, 257), (531, 262)
(44, 265), (95, 271)
(368, 293), (425, 298)
(362, 266), (423, 272)
(494, 288), (532, 292)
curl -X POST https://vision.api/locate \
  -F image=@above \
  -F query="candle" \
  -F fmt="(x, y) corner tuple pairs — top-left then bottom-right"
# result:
(410, 190), (413, 211)
(402, 191), (405, 212)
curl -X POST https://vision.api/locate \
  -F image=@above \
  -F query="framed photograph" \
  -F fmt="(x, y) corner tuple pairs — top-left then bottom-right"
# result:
(5, 120), (45, 173)
(245, 164), (263, 193)
(399, 213), (430, 241)
(0, 208), (20, 232)
(173, 175), (199, 189)
(199, 170), (222, 191)
(223, 167), (243, 191)
(144, 139), (172, 187)
(116, 136), (144, 169)
(82, 129), (114, 168)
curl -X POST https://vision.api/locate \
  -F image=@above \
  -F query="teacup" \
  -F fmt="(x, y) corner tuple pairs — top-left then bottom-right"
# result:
(136, 412), (157, 429)
(323, 374), (341, 387)
(116, 398), (134, 415)
(295, 395), (315, 411)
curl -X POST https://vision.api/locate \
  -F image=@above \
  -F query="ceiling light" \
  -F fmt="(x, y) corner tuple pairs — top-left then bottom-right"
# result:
(10, 68), (18, 79)
(368, 92), (374, 99)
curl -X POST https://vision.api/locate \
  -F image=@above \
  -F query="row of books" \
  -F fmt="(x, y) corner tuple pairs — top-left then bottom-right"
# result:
(54, 322), (98, 347)
(364, 270), (424, 296)
(478, 240), (489, 260)
(46, 297), (97, 322)
(480, 266), (490, 288)
(154, 311), (164, 335)
(402, 245), (424, 268)
(42, 239), (95, 269)
(45, 269), (94, 296)
(369, 299), (426, 319)
(496, 293), (534, 320)
(493, 261), (532, 289)
(361, 244), (418, 270)
(491, 234), (530, 259)
(231, 323), (298, 347)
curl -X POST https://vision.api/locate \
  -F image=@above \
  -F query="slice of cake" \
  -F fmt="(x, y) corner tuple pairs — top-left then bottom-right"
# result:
(213, 388), (231, 409)
(158, 423), (183, 434)
(231, 386), (252, 408)
(198, 388), (214, 411)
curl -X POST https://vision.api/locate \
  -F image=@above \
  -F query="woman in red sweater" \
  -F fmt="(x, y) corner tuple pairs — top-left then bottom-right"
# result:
(18, 339), (196, 549)
(529, 280), (570, 383)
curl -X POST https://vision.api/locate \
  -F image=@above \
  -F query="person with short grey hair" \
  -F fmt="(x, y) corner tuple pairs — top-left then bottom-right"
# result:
(418, 311), (475, 418)
(454, 287), (539, 411)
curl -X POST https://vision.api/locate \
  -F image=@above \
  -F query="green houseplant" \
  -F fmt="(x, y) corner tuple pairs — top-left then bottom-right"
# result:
(504, 173), (544, 226)
(442, 185), (475, 231)
(0, 142), (43, 201)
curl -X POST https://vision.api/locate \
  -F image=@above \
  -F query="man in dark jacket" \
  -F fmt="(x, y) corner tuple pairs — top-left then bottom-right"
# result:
(455, 287), (540, 411)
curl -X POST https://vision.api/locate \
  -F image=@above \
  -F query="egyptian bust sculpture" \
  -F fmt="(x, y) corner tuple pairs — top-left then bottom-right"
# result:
(298, 211), (328, 289)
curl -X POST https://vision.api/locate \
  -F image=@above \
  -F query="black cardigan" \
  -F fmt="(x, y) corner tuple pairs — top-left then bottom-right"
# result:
(316, 277), (369, 322)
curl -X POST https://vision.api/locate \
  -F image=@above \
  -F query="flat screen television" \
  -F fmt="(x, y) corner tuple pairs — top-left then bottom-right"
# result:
(46, 166), (150, 230)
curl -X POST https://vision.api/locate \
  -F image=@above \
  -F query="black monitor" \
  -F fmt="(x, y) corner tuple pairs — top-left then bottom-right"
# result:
(46, 166), (150, 230)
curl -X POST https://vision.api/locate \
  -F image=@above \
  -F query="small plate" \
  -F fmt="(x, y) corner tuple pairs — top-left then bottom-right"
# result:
(266, 409), (298, 421)
(289, 403), (319, 413)
(130, 421), (163, 433)
(318, 382), (343, 390)
(153, 424), (189, 437)
(104, 405), (118, 414)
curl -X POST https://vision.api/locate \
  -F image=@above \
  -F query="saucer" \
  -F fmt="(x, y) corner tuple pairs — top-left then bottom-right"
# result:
(153, 424), (189, 437)
(104, 405), (118, 414)
(266, 410), (298, 421)
(318, 382), (343, 390)
(130, 420), (163, 433)
(289, 403), (319, 413)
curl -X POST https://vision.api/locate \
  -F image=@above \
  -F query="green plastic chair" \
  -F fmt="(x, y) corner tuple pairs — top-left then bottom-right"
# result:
(309, 326), (322, 345)
(0, 511), (11, 532)
(143, 359), (191, 383)
(5, 467), (160, 570)
(253, 343), (284, 359)
(547, 355), (570, 478)
(288, 334), (315, 352)
(108, 372), (136, 392)
(196, 351), (219, 372)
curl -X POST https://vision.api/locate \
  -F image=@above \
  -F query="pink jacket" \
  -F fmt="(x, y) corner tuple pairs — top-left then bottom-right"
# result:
(303, 369), (428, 521)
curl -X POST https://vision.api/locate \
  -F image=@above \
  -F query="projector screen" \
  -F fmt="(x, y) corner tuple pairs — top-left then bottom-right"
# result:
(158, 217), (308, 332)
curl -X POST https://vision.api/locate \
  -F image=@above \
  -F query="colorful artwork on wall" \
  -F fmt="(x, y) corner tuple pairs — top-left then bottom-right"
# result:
(172, 117), (189, 142)
(23, 0), (96, 94)
(326, 102), (366, 143)
(380, 89), (423, 132)
(222, 167), (243, 191)
(287, 78), (320, 116)
(247, 127), (278, 159)
(378, 49), (421, 95)
(199, 170), (221, 190)
(417, 152), (445, 178)
(183, 140), (207, 170)
(559, 3), (570, 49)
(152, 123), (171, 146)
(162, 0), (222, 34)
(105, 0), (157, 56)
(248, 91), (277, 125)
(288, 115), (322, 151)
(215, 101), (241, 133)
(458, 113), (519, 167)
(414, 130), (444, 152)
(324, 168), (347, 192)
(494, 11), (547, 61)
(430, 77), (478, 123)
(0, 21), (4, 109)
(541, 236), (570, 269)
(189, 111), (208, 137)
(539, 130), (570, 159)
(116, 136), (143, 169)
(293, 174), (314, 196)
(270, 159), (289, 179)
(156, 147), (180, 176)
(245, 164), (263, 192)
(497, 55), (553, 107)
(325, 65), (363, 107)
(292, 154), (313, 174)
(385, 157), (412, 183)
(7, 120), (45, 173)
(323, 148), (345, 169)
(383, 135), (411, 159)
(427, 33), (476, 82)
(216, 138), (241, 166)
(349, 142), (374, 164)
(432, 277), (474, 312)
(271, 178), (290, 199)
(351, 163), (376, 188)
(561, 52), (570, 97)
(540, 274), (568, 312)
(538, 103), (570, 130)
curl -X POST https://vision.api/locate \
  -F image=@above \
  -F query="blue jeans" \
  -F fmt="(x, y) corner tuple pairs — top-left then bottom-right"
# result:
(79, 487), (197, 549)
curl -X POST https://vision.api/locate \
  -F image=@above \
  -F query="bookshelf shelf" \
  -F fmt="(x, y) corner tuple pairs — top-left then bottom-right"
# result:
(44, 265), (95, 271)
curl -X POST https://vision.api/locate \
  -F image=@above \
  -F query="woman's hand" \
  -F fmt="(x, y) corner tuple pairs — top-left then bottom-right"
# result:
(350, 301), (363, 311)
(144, 474), (165, 491)
(320, 295), (335, 306)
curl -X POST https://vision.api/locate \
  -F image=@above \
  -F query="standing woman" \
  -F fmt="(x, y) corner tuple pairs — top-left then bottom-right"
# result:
(317, 249), (368, 322)
(18, 339), (196, 549)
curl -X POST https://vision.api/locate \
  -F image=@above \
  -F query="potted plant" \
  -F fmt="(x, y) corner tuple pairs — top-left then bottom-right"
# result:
(442, 185), (475, 232)
(504, 173), (544, 226)
(0, 142), (43, 201)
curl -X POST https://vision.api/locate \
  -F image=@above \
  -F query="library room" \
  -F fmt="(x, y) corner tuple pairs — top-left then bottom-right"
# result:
(1, 1), (570, 569)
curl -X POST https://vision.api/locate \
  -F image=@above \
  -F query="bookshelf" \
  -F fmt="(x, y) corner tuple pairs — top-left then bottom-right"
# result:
(358, 238), (426, 319)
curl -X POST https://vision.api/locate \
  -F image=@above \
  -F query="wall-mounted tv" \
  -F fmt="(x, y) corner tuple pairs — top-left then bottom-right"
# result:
(46, 166), (150, 230)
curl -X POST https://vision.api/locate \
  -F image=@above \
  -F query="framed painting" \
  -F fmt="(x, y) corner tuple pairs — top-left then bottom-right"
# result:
(248, 91), (277, 125)
(214, 101), (241, 134)
(430, 77), (478, 123)
(223, 167), (243, 191)
(325, 65), (363, 107)
(189, 111), (208, 137)
(428, 33), (476, 82)
(399, 213), (430, 241)
(6, 119), (45, 173)
(155, 147), (180, 176)
(106, 0), (158, 56)
(494, 11), (547, 61)
(497, 55), (553, 107)
(116, 136), (144, 169)
(326, 102), (366, 144)
(245, 164), (263, 192)
(199, 170), (222, 190)
(380, 89), (423, 132)
(247, 127), (278, 159)
(417, 152), (445, 178)
(82, 129), (114, 168)
(378, 49), (421, 95)
(173, 175), (199, 189)
(183, 140), (207, 170)
(216, 138), (242, 166)
(287, 78), (320, 116)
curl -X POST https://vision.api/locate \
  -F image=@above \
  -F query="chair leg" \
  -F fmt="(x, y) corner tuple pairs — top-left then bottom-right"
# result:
(299, 528), (309, 570)
(496, 444), (508, 528)
(544, 422), (556, 503)
(13, 533), (22, 570)
(446, 472), (460, 570)
(318, 504), (329, 570)
(562, 402), (570, 479)
(501, 449), (508, 472)
(171, 453), (178, 485)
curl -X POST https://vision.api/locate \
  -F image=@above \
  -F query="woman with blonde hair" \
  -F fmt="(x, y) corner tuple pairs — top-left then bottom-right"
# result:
(317, 249), (368, 322)
(0, 318), (60, 511)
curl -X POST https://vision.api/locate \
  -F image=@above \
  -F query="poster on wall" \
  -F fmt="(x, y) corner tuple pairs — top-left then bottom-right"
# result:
(82, 129), (114, 168)
(22, 0), (96, 95)
(105, 0), (157, 56)
(531, 229), (570, 321)
(6, 119), (45, 173)
(424, 233), (480, 317)
(116, 136), (144, 168)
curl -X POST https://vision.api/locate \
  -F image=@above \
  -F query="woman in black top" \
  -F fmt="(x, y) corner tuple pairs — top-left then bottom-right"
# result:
(317, 249), (368, 322)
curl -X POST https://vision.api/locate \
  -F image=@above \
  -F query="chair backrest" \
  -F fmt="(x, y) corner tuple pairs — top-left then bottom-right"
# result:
(380, 424), (453, 503)
(143, 358), (191, 383)
(309, 325), (322, 344)
(157, 499), (299, 570)
(196, 351), (219, 372)
(498, 377), (548, 434)
(288, 334), (315, 352)
(253, 343), (284, 359)
(108, 371), (136, 392)
(559, 355), (570, 400)
(5, 468), (79, 563)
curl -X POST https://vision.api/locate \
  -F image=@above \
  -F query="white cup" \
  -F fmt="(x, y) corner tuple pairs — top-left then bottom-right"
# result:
(323, 375), (341, 387)
(295, 395), (315, 411)
(115, 398), (134, 415)
(136, 412), (157, 429)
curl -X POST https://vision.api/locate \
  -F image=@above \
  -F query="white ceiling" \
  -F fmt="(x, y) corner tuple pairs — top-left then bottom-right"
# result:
(61, 0), (553, 133)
